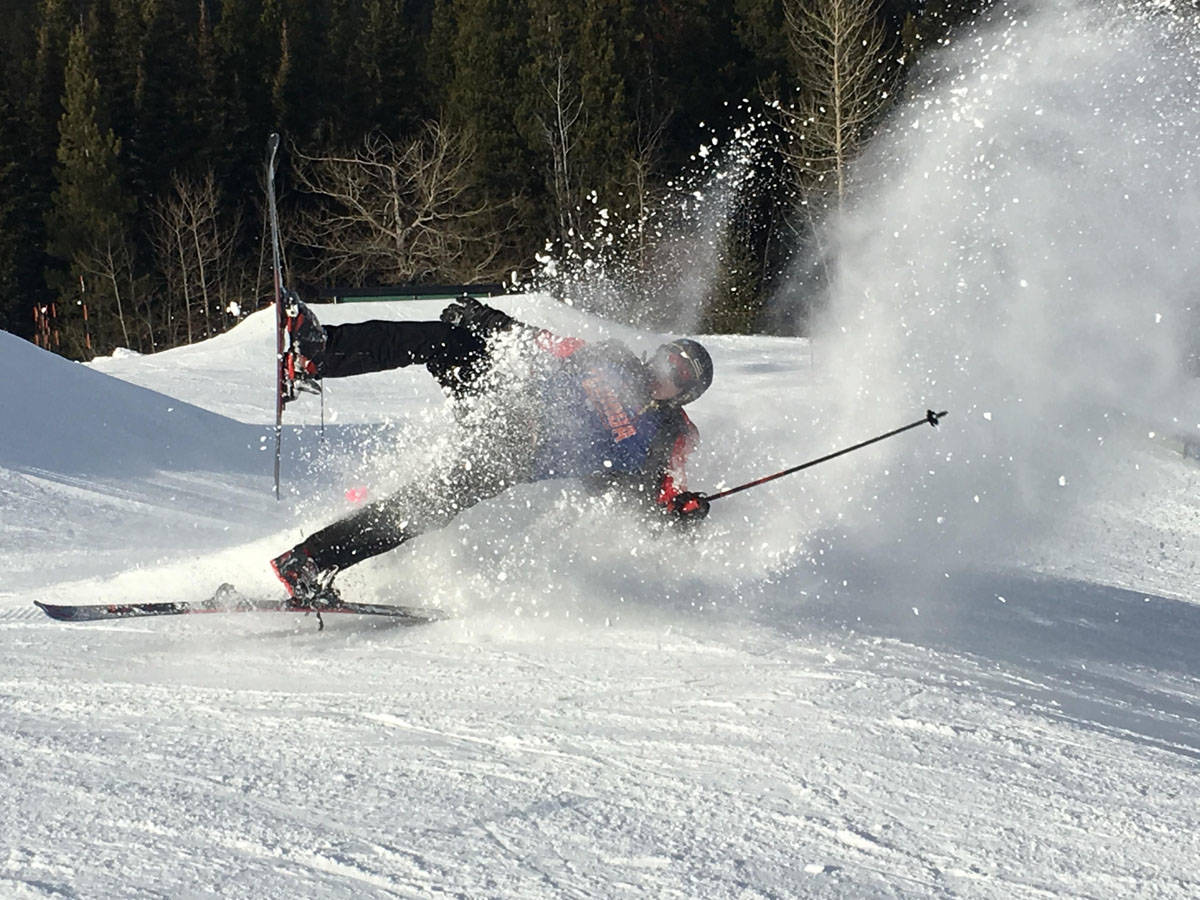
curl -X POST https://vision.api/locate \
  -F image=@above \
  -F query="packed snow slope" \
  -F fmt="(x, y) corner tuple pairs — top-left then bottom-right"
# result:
(5, 0), (1200, 892)
(2, 292), (1199, 898)
(0, 329), (279, 593)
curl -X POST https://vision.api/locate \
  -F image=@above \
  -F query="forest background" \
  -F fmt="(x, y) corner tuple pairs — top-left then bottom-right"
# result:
(0, 0), (974, 358)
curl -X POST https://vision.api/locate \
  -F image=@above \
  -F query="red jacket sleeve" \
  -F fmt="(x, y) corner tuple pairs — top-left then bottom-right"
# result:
(655, 412), (698, 510)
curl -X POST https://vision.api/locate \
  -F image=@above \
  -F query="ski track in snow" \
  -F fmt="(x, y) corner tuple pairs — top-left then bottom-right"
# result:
(1, 616), (1198, 898)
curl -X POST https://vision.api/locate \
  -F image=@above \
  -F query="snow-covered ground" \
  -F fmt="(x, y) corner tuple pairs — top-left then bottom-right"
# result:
(5, 0), (1200, 893)
(2, 294), (1198, 898)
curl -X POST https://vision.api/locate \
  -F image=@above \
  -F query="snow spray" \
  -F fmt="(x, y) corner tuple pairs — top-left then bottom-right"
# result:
(793, 0), (1200, 578)
(522, 111), (776, 333)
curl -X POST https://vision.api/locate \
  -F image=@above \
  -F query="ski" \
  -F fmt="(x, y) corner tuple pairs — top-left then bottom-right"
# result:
(34, 583), (446, 629)
(267, 134), (323, 498)
(267, 132), (286, 499)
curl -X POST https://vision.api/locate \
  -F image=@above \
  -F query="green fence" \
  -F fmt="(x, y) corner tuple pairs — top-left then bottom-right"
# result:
(312, 284), (506, 304)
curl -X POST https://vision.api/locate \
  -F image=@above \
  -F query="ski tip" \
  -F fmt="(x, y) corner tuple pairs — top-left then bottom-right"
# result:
(33, 600), (71, 621)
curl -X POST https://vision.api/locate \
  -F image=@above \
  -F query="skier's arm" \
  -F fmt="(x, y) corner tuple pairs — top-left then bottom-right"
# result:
(654, 415), (709, 521)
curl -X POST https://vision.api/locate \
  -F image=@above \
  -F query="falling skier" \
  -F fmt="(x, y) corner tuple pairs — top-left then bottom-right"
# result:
(270, 296), (715, 604)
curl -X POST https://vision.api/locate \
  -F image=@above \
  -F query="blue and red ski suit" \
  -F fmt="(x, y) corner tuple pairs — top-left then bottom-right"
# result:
(296, 316), (699, 573)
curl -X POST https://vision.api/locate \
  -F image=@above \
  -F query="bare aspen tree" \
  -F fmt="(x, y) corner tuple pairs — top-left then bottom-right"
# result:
(536, 50), (585, 253)
(291, 123), (508, 285)
(152, 170), (242, 346)
(78, 232), (136, 351)
(153, 189), (195, 345)
(626, 113), (668, 274)
(777, 0), (897, 212)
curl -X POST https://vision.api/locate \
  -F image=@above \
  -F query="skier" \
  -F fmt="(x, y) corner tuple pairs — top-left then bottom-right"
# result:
(269, 296), (714, 604)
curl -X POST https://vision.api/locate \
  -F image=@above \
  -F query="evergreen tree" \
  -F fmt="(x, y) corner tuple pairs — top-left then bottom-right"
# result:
(433, 0), (537, 266)
(632, 0), (747, 174)
(270, 0), (326, 141)
(0, 0), (53, 338)
(191, 0), (227, 167)
(426, 0), (457, 107)
(213, 0), (271, 192)
(357, 0), (428, 135)
(46, 25), (137, 354)
(519, 0), (635, 248)
(130, 0), (200, 195)
(30, 0), (73, 160)
(324, 0), (371, 137)
(437, 0), (534, 201)
(88, 0), (142, 156)
(575, 0), (634, 205)
(732, 0), (791, 98)
(0, 95), (47, 339)
(519, 1), (583, 243)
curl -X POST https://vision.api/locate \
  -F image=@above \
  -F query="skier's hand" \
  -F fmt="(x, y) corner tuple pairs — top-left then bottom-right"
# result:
(441, 295), (516, 337)
(668, 491), (710, 522)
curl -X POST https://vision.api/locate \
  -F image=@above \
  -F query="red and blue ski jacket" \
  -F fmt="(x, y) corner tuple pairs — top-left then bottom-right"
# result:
(527, 330), (698, 512)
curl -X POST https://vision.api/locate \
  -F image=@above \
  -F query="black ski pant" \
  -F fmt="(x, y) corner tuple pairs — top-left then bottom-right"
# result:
(319, 319), (488, 396)
(300, 455), (522, 573)
(298, 318), (532, 573)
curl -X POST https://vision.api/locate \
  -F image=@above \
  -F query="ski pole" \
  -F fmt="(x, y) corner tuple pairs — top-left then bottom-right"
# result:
(705, 409), (948, 503)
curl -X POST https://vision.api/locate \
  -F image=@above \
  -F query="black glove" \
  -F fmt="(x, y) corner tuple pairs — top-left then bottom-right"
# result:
(668, 491), (710, 522)
(440, 295), (516, 338)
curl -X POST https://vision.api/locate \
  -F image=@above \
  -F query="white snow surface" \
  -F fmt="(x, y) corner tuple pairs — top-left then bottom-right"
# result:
(2, 294), (1199, 898)
(5, 1), (1200, 891)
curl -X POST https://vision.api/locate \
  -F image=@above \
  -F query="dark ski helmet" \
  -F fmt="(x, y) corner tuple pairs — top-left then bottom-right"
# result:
(651, 338), (713, 405)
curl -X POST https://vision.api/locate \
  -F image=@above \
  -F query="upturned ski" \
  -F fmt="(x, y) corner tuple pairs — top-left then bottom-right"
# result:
(268, 134), (323, 499)
(34, 583), (446, 630)
(267, 132), (288, 498)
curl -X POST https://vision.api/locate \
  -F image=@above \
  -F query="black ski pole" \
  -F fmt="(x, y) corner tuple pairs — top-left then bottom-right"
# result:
(705, 409), (948, 503)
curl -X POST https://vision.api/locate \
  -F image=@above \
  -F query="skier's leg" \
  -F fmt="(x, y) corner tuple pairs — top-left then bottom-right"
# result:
(290, 491), (423, 573)
(270, 367), (538, 598)
(319, 320), (488, 386)
(278, 456), (521, 578)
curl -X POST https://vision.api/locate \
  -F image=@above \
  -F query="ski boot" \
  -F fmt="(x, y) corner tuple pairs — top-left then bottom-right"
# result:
(270, 546), (342, 610)
(281, 291), (325, 402)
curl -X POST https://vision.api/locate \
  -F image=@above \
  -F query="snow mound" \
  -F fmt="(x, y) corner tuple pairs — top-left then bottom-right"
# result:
(1, 329), (263, 478)
(0, 330), (280, 594)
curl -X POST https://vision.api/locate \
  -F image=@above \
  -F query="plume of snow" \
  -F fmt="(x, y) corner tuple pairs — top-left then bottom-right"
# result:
(793, 0), (1200, 581)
